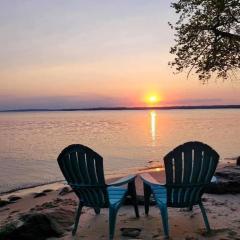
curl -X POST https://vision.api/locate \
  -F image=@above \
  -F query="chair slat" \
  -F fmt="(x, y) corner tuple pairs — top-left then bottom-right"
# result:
(69, 152), (83, 183)
(174, 149), (183, 184)
(183, 149), (192, 183)
(85, 152), (98, 184)
(94, 154), (105, 184)
(164, 155), (174, 184)
(164, 141), (219, 207)
(191, 148), (202, 183)
(199, 150), (209, 182)
(76, 151), (91, 184)
(64, 154), (76, 183)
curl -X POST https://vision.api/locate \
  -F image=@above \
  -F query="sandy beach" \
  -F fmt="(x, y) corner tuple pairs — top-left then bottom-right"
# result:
(1, 0), (240, 239)
(1, 166), (240, 240)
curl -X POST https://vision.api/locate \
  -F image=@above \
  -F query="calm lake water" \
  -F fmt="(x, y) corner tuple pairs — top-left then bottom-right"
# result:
(0, 109), (239, 193)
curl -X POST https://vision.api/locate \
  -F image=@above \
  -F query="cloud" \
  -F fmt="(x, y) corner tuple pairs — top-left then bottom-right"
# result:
(0, 94), (131, 110)
(161, 98), (223, 106)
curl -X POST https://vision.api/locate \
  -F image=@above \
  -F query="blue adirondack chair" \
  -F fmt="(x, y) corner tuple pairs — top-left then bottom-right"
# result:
(57, 144), (139, 239)
(141, 141), (219, 237)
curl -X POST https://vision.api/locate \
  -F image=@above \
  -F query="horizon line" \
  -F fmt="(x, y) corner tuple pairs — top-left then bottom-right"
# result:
(1, 104), (240, 113)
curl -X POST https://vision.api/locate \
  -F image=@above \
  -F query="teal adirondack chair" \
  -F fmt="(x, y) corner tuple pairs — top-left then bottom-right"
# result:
(57, 144), (139, 239)
(141, 141), (219, 237)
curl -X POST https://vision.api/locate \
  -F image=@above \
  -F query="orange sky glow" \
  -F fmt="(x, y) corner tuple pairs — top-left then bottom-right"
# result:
(0, 1), (239, 110)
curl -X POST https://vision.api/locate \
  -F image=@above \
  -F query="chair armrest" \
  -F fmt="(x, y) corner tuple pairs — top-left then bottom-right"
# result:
(108, 174), (136, 187)
(140, 173), (164, 187)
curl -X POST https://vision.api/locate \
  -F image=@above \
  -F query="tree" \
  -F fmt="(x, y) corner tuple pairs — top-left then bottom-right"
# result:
(169, 0), (240, 81)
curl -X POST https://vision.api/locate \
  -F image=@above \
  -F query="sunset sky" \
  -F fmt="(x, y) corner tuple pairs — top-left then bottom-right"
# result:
(0, 0), (239, 110)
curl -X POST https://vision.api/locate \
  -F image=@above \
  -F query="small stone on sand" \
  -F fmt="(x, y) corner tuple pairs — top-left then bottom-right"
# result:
(120, 227), (141, 238)
(8, 195), (22, 202)
(33, 192), (47, 198)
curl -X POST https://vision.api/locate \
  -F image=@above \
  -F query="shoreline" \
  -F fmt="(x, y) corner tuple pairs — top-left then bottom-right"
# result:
(0, 180), (64, 197)
(0, 166), (166, 201)
(0, 163), (165, 197)
(0, 159), (236, 198)
(1, 159), (235, 198)
(1, 104), (240, 113)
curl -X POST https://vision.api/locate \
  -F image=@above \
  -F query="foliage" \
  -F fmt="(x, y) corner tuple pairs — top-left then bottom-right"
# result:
(169, 0), (240, 81)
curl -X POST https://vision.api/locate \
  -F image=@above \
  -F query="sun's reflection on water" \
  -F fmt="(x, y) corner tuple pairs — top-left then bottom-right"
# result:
(150, 111), (157, 143)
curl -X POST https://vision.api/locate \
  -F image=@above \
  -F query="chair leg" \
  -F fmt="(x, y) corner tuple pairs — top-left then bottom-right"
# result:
(128, 181), (139, 218)
(143, 183), (152, 215)
(72, 202), (83, 236)
(109, 207), (117, 240)
(159, 204), (169, 237)
(199, 201), (211, 232)
(94, 207), (101, 214)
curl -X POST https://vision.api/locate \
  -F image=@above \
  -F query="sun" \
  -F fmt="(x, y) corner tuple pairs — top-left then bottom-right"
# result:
(145, 94), (161, 105)
(149, 95), (158, 103)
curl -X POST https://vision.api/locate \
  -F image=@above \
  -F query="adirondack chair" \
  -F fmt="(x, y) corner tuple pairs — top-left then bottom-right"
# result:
(141, 141), (219, 237)
(57, 144), (139, 240)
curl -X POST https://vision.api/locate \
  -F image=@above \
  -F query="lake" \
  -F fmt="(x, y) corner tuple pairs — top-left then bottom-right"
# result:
(0, 109), (239, 193)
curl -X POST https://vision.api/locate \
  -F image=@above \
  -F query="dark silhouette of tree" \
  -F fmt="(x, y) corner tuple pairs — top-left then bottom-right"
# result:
(169, 0), (240, 81)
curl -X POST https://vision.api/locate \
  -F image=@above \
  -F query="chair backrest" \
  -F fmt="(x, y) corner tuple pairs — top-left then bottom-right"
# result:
(164, 141), (219, 207)
(57, 144), (109, 207)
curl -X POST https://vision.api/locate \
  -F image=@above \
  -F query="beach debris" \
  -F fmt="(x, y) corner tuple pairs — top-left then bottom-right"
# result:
(228, 229), (238, 237)
(185, 236), (198, 240)
(52, 197), (64, 204)
(205, 165), (240, 194)
(124, 195), (156, 206)
(0, 208), (74, 240)
(40, 202), (58, 209)
(33, 192), (47, 198)
(237, 156), (240, 166)
(42, 189), (53, 193)
(210, 199), (225, 206)
(58, 186), (72, 196)
(189, 213), (195, 218)
(0, 199), (10, 208)
(59, 198), (77, 206)
(120, 227), (141, 238)
(10, 210), (20, 214)
(0, 207), (10, 213)
(197, 227), (230, 237)
(8, 195), (22, 202)
(152, 233), (170, 239)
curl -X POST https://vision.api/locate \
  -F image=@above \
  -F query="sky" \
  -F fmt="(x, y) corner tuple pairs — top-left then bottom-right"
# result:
(0, 0), (239, 110)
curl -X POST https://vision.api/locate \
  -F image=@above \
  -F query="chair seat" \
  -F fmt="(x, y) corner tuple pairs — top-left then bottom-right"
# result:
(151, 185), (167, 205)
(107, 186), (128, 207)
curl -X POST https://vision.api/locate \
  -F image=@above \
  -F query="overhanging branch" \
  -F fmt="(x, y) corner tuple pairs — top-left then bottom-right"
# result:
(213, 29), (240, 41)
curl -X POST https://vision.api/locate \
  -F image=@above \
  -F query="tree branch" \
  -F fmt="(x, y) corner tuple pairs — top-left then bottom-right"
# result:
(213, 29), (240, 41)
(187, 43), (210, 79)
(227, 8), (240, 23)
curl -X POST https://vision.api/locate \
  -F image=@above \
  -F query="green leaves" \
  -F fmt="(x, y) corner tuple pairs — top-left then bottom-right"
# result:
(169, 0), (240, 81)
